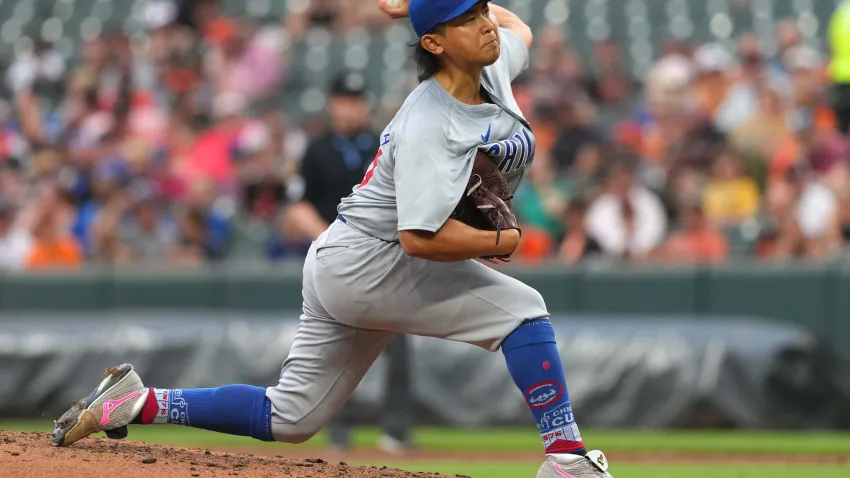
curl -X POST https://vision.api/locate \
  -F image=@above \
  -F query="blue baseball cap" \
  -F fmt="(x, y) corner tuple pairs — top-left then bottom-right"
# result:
(410, 0), (486, 38)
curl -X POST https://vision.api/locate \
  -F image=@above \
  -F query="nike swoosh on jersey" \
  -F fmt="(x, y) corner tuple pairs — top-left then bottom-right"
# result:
(481, 124), (491, 142)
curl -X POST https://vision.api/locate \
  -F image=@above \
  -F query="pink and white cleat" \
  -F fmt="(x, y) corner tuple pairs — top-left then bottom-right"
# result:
(50, 364), (148, 447)
(537, 450), (614, 478)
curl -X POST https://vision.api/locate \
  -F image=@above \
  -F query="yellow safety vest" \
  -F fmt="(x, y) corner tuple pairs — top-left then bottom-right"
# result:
(830, 2), (850, 83)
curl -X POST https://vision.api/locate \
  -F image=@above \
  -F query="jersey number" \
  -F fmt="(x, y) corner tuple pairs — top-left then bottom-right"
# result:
(358, 149), (383, 188)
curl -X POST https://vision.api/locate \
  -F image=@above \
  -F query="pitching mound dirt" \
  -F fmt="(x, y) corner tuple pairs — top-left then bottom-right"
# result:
(0, 431), (455, 478)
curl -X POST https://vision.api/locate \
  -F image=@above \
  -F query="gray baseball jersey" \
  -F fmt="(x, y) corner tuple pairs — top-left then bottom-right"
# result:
(265, 28), (549, 443)
(337, 27), (535, 241)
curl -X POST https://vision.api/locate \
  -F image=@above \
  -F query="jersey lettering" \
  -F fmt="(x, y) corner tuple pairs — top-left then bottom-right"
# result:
(486, 127), (534, 175)
(500, 140), (517, 172)
(358, 149), (383, 188)
(522, 129), (534, 167)
(486, 143), (501, 157)
(513, 132), (526, 169)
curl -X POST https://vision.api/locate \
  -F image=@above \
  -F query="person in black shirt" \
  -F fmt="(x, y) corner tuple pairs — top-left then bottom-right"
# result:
(289, 71), (415, 453)
(288, 71), (379, 237)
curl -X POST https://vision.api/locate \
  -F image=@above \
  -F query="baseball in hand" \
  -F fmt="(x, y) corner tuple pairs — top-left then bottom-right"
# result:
(380, 0), (409, 19)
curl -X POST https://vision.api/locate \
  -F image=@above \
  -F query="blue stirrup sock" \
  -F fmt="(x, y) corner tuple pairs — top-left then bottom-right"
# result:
(502, 318), (586, 455)
(137, 385), (274, 442)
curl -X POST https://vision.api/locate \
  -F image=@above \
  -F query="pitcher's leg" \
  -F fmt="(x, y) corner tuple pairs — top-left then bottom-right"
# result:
(267, 315), (394, 443)
(50, 320), (394, 447)
(50, 237), (393, 447)
(50, 364), (277, 447)
(268, 239), (395, 443)
(502, 318), (584, 454)
(320, 255), (547, 351)
(320, 255), (608, 474)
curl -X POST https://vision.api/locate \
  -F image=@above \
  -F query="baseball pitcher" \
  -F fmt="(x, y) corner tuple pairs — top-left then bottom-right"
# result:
(51, 2), (613, 477)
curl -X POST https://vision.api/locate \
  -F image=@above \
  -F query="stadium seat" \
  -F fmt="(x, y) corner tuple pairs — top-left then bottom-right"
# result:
(3, 0), (837, 117)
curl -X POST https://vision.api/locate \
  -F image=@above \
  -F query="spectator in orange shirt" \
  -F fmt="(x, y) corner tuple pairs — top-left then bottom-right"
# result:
(663, 200), (729, 264)
(25, 185), (83, 271)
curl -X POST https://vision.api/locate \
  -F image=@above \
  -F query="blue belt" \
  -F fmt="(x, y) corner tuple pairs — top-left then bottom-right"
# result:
(337, 214), (347, 224)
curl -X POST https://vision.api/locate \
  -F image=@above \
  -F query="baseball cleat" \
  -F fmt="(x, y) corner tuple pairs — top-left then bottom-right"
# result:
(537, 450), (613, 478)
(50, 364), (149, 447)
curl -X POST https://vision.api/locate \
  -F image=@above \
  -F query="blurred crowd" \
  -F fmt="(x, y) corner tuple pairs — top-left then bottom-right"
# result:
(0, 0), (849, 273)
(512, 18), (850, 265)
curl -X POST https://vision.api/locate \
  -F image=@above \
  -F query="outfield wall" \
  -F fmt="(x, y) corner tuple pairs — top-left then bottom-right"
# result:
(3, 261), (850, 429)
(2, 312), (849, 429)
(0, 261), (848, 359)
